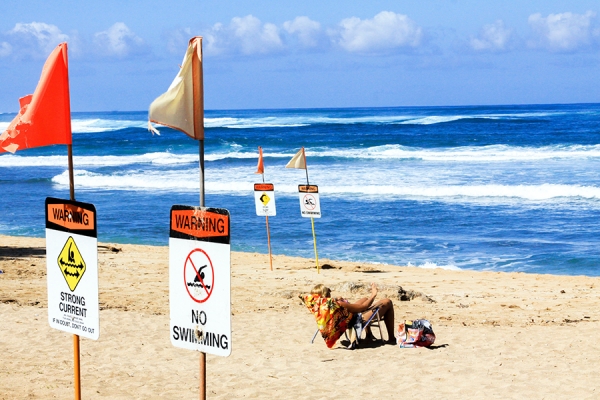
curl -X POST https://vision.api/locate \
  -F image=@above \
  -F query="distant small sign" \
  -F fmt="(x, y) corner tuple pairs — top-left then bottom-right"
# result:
(298, 185), (321, 218)
(254, 183), (276, 216)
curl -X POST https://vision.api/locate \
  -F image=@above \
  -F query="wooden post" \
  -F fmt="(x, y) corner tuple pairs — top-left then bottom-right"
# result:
(67, 143), (82, 399)
(73, 334), (81, 400)
(311, 217), (319, 273)
(266, 216), (273, 271)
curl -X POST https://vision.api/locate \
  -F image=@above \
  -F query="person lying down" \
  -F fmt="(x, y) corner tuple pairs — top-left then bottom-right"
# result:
(301, 283), (396, 348)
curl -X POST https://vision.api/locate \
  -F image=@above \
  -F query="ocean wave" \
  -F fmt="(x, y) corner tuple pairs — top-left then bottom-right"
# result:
(397, 112), (559, 125)
(71, 119), (147, 133)
(324, 183), (600, 201)
(0, 151), (262, 167)
(4, 143), (600, 168)
(206, 111), (562, 128)
(406, 261), (461, 271)
(61, 110), (564, 132)
(317, 144), (600, 162)
(49, 169), (600, 202)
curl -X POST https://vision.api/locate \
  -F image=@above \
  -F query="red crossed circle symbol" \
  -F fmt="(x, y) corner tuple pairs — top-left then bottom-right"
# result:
(183, 248), (215, 303)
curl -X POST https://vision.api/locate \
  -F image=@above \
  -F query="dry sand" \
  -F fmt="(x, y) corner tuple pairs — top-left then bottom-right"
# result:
(1, 234), (600, 399)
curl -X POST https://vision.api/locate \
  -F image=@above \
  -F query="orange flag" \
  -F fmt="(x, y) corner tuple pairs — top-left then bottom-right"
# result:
(0, 43), (72, 153)
(255, 146), (264, 174)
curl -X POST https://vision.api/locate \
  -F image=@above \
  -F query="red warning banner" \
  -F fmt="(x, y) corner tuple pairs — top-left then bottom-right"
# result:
(254, 183), (274, 191)
(47, 201), (96, 232)
(171, 209), (229, 239)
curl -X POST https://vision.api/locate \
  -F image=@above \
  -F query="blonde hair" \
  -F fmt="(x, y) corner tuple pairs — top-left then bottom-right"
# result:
(311, 284), (331, 298)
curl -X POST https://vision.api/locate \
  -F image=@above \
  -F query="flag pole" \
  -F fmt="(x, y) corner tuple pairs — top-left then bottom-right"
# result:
(261, 169), (273, 271)
(191, 36), (207, 400)
(199, 141), (205, 207)
(303, 147), (309, 185)
(302, 147), (319, 273)
(67, 153), (81, 399)
(311, 217), (319, 273)
(263, 174), (273, 271)
(68, 145), (81, 399)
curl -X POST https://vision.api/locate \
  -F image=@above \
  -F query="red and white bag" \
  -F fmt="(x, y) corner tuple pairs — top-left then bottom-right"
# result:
(396, 319), (436, 348)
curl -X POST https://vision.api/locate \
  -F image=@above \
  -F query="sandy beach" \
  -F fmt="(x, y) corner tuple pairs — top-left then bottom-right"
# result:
(1, 233), (600, 399)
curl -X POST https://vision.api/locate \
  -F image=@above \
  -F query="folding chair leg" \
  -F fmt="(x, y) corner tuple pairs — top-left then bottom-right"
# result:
(374, 311), (384, 343)
(311, 329), (319, 344)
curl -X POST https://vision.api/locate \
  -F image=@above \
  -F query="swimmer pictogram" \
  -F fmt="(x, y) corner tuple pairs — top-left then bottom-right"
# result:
(303, 194), (317, 210)
(184, 248), (215, 303)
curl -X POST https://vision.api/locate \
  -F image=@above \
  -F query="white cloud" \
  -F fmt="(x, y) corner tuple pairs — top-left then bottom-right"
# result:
(528, 11), (598, 51)
(0, 42), (11, 57)
(471, 20), (512, 51)
(332, 11), (422, 53)
(7, 22), (69, 58)
(204, 15), (283, 56)
(283, 16), (322, 48)
(94, 22), (147, 57)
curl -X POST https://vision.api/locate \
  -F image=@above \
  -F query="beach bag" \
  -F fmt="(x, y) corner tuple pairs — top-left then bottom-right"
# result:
(396, 319), (435, 348)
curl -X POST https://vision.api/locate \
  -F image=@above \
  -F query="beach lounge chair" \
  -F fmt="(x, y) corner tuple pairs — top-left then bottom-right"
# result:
(311, 305), (383, 349)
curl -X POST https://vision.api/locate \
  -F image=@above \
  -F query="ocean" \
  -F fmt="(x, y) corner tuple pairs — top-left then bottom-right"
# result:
(2, 104), (600, 276)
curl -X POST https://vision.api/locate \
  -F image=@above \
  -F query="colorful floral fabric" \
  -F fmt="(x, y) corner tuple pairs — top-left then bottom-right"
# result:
(302, 294), (354, 348)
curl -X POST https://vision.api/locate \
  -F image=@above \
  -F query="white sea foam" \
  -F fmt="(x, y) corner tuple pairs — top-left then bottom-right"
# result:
(0, 151), (263, 167)
(313, 144), (600, 162)
(323, 183), (600, 201)
(48, 167), (600, 203)
(2, 144), (600, 167)
(2, 110), (569, 136)
(407, 261), (461, 271)
(207, 111), (564, 128)
(71, 119), (147, 133)
(64, 111), (562, 132)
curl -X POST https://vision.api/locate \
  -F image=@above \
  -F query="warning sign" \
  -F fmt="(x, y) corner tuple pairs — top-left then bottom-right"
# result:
(46, 197), (99, 340)
(57, 236), (86, 291)
(169, 205), (231, 357)
(254, 183), (276, 216)
(298, 184), (321, 218)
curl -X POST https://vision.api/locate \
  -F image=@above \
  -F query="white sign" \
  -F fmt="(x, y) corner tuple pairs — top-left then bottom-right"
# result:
(169, 206), (231, 357)
(254, 183), (276, 216)
(298, 185), (321, 218)
(45, 198), (99, 340)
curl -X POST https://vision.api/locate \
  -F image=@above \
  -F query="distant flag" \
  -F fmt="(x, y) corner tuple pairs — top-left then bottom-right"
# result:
(148, 37), (204, 140)
(0, 43), (72, 154)
(255, 146), (264, 174)
(285, 147), (306, 169)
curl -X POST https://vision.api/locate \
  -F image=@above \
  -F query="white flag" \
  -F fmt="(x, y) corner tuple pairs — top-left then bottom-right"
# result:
(285, 147), (306, 169)
(148, 37), (204, 140)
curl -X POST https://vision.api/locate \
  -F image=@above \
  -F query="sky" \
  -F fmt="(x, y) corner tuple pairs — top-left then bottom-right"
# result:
(1, 0), (600, 112)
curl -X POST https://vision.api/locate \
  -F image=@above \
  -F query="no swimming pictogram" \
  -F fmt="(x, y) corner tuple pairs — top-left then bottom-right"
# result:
(302, 194), (317, 210)
(184, 248), (215, 303)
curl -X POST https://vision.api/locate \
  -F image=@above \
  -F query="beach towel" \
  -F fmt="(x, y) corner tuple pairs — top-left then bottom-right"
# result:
(301, 294), (354, 348)
(396, 319), (436, 348)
